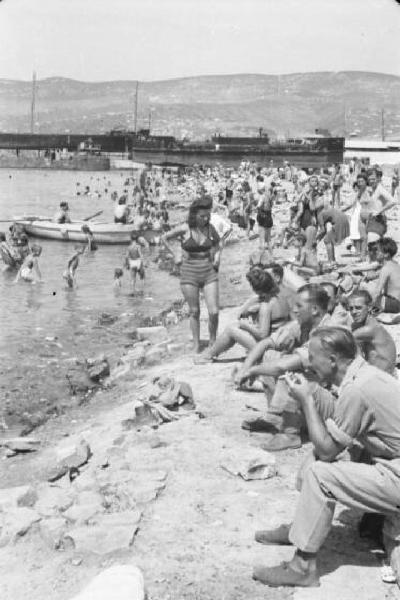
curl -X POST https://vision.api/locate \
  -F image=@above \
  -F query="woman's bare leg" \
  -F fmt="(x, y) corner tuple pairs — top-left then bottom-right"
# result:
(203, 280), (219, 345)
(259, 226), (266, 249)
(181, 283), (201, 352)
(325, 241), (335, 263)
(265, 227), (272, 249)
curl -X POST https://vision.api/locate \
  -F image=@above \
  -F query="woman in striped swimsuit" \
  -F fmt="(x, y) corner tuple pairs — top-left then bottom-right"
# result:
(162, 196), (221, 353)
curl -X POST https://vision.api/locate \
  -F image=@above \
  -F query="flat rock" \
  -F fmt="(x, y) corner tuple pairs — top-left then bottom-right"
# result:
(0, 437), (41, 453)
(64, 510), (142, 555)
(0, 507), (41, 547)
(39, 517), (68, 549)
(35, 484), (74, 516)
(47, 439), (92, 481)
(70, 565), (145, 600)
(136, 325), (168, 343)
(0, 485), (37, 510)
(63, 503), (103, 525)
(56, 439), (91, 469)
(143, 346), (168, 366)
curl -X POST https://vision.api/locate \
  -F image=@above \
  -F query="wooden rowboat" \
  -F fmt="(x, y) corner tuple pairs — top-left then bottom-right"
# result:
(14, 217), (163, 245)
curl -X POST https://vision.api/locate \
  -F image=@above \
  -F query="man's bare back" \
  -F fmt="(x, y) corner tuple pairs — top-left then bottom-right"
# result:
(380, 261), (400, 300)
(352, 315), (397, 374)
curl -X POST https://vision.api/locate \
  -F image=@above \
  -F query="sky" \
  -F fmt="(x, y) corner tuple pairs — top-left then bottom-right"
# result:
(0, 0), (399, 82)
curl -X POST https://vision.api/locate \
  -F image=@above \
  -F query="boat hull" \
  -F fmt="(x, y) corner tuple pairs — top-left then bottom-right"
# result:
(16, 220), (162, 244)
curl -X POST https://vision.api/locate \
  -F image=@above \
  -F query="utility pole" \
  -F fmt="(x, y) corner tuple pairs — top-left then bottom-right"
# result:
(148, 108), (152, 131)
(30, 71), (37, 133)
(133, 81), (139, 134)
(381, 108), (385, 142)
(343, 103), (347, 138)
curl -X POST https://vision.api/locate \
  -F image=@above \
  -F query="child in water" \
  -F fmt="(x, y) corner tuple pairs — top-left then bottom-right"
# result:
(113, 267), (124, 290)
(63, 244), (85, 288)
(124, 232), (145, 293)
(81, 224), (98, 252)
(15, 244), (42, 283)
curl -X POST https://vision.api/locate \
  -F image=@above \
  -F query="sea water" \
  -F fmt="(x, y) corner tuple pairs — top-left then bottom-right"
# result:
(0, 169), (182, 417)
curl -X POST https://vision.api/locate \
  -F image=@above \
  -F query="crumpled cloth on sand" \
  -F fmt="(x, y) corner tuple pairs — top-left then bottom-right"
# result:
(220, 447), (277, 481)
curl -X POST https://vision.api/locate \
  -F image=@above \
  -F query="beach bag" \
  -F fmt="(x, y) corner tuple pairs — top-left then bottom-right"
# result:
(367, 213), (387, 237)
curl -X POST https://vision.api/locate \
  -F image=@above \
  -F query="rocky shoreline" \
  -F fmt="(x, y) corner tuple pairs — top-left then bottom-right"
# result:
(1, 219), (400, 599)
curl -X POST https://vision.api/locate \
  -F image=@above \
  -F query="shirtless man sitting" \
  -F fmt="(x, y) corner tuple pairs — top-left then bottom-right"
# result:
(373, 237), (400, 313)
(348, 289), (397, 375)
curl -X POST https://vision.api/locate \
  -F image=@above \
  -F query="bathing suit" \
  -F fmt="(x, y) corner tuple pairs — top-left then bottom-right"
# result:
(180, 225), (220, 288)
(257, 196), (273, 228)
(378, 294), (400, 314)
(128, 259), (142, 271)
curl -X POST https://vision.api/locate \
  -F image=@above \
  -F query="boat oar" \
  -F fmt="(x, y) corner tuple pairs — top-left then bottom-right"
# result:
(83, 210), (103, 222)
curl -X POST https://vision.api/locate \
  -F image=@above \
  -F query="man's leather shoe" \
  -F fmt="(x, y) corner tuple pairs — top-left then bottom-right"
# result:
(253, 561), (320, 587)
(261, 433), (301, 452)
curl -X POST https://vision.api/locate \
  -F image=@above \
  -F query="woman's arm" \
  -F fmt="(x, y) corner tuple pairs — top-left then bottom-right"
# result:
(238, 294), (260, 318)
(160, 223), (187, 257)
(239, 302), (272, 341)
(372, 266), (389, 301)
(374, 189), (396, 215)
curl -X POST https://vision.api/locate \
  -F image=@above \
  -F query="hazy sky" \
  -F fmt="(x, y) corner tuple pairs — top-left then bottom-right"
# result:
(0, 0), (399, 81)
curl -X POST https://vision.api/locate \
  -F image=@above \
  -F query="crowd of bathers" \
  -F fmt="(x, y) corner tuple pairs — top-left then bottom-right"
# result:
(158, 158), (400, 588)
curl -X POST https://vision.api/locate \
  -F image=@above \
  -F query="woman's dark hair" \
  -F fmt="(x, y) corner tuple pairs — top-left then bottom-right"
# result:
(356, 173), (368, 185)
(310, 327), (358, 360)
(188, 197), (211, 229)
(246, 266), (277, 297)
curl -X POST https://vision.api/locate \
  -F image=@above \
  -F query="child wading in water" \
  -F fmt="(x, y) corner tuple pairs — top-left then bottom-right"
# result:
(124, 232), (145, 294)
(113, 267), (124, 291)
(15, 244), (42, 283)
(63, 244), (85, 288)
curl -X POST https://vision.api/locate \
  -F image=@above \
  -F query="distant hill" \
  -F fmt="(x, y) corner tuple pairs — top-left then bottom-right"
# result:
(0, 71), (399, 140)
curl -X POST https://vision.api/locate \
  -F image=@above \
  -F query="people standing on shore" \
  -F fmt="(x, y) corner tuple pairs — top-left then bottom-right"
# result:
(161, 195), (221, 353)
(256, 183), (274, 250)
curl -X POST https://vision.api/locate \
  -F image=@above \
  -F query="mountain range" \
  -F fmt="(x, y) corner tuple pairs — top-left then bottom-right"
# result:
(0, 71), (399, 140)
